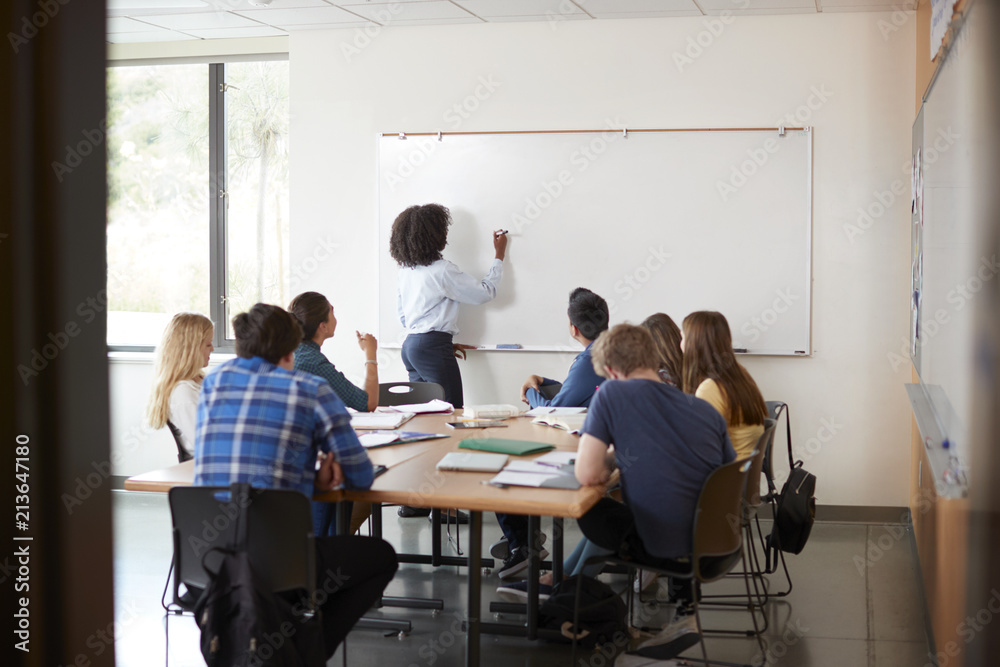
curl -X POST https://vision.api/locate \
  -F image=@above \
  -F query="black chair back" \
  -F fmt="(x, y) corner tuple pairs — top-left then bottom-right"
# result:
(168, 484), (316, 607)
(746, 419), (777, 510)
(378, 382), (445, 406)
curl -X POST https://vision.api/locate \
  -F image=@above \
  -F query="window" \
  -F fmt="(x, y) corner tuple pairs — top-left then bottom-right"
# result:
(106, 60), (289, 349)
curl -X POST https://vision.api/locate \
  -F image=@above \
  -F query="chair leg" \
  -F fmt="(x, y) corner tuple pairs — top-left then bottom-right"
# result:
(164, 611), (170, 667)
(570, 573), (584, 666)
(740, 547), (767, 657)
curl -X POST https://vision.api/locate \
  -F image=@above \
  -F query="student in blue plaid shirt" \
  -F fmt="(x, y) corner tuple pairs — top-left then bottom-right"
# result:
(194, 303), (397, 658)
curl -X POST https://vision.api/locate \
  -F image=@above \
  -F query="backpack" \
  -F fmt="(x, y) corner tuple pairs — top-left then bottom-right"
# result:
(538, 575), (628, 649)
(193, 484), (325, 667)
(764, 404), (817, 569)
(766, 463), (816, 561)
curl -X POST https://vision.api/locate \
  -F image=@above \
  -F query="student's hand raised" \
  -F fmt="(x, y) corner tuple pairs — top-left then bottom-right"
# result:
(493, 230), (508, 261)
(453, 343), (477, 360)
(520, 374), (545, 404)
(357, 331), (378, 359)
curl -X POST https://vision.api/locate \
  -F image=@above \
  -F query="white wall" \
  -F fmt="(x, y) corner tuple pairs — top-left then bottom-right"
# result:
(288, 13), (916, 507)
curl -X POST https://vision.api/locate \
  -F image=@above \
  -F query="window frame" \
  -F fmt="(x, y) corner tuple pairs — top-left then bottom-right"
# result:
(105, 55), (288, 354)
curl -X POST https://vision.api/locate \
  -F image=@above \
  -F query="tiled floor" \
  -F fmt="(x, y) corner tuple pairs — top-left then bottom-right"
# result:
(112, 491), (931, 666)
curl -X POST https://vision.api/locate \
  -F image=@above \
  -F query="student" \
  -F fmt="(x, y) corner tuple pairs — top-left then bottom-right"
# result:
(520, 287), (609, 409)
(390, 203), (507, 410)
(194, 303), (398, 659)
(494, 287), (610, 580)
(641, 312), (684, 386)
(499, 324), (734, 629)
(145, 312), (214, 461)
(289, 291), (378, 537)
(681, 311), (767, 461)
(289, 291), (379, 412)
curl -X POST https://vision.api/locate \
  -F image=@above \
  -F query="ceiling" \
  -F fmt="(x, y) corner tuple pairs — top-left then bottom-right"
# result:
(107, 0), (909, 43)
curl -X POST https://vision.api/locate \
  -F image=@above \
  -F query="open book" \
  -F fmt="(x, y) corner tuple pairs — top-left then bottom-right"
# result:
(531, 412), (587, 434)
(462, 404), (522, 419)
(351, 412), (415, 430)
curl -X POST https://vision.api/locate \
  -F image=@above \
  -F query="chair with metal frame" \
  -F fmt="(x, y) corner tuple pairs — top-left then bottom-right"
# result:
(760, 400), (795, 598)
(570, 457), (764, 667)
(698, 420), (777, 634)
(163, 483), (326, 666)
(535, 382), (562, 402)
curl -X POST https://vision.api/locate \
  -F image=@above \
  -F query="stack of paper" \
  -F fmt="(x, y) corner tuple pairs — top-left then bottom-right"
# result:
(380, 399), (454, 414)
(463, 404), (522, 419)
(358, 431), (449, 448)
(531, 412), (587, 434)
(489, 450), (580, 489)
(524, 406), (586, 417)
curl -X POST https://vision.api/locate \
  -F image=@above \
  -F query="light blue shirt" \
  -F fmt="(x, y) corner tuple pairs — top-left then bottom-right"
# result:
(396, 258), (503, 336)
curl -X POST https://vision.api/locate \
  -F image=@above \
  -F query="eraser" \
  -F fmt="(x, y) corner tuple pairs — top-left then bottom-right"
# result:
(497, 344), (522, 349)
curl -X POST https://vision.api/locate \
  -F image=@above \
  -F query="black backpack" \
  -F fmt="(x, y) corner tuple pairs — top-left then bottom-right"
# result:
(538, 575), (627, 649)
(193, 485), (325, 667)
(766, 462), (816, 558)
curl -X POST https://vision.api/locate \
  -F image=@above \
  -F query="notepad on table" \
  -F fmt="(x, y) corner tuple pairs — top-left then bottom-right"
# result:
(358, 431), (449, 448)
(531, 412), (587, 434)
(436, 452), (509, 472)
(458, 438), (555, 456)
(489, 468), (581, 490)
(351, 412), (415, 430)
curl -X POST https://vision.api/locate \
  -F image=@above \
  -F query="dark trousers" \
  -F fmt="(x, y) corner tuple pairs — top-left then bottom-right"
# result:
(578, 498), (694, 604)
(401, 331), (464, 408)
(496, 512), (529, 551)
(312, 500), (352, 538)
(314, 535), (398, 656)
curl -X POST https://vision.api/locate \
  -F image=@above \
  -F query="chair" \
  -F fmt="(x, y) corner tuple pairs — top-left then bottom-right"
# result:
(378, 382), (446, 406)
(760, 400), (795, 598)
(163, 483), (320, 666)
(699, 420), (777, 632)
(165, 420), (192, 463)
(571, 457), (764, 667)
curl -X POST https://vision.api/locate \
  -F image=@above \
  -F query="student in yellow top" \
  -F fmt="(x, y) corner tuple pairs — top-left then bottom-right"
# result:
(681, 311), (767, 460)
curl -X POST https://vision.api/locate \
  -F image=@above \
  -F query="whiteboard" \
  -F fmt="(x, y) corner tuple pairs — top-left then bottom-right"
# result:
(378, 129), (812, 354)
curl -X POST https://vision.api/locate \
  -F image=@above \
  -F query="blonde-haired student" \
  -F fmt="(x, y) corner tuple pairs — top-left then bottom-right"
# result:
(145, 312), (214, 461)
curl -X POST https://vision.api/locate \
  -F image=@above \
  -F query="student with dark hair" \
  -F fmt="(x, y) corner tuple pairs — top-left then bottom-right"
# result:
(519, 287), (610, 409)
(493, 288), (610, 580)
(641, 312), (684, 386)
(390, 203), (508, 521)
(681, 311), (767, 460)
(499, 325), (734, 642)
(289, 291), (379, 413)
(288, 291), (379, 537)
(195, 303), (398, 659)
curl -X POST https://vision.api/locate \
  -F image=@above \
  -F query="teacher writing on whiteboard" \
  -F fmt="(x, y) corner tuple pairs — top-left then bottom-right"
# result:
(390, 203), (507, 410)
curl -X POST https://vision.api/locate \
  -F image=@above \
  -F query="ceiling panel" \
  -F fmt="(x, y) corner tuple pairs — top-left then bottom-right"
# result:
(454, 0), (586, 18)
(236, 6), (369, 26)
(588, 10), (703, 17)
(819, 0), (904, 6)
(182, 25), (289, 38)
(107, 16), (163, 33)
(341, 2), (478, 22)
(106, 30), (200, 43)
(699, 0), (816, 10)
(582, 0), (700, 11)
(139, 12), (264, 30)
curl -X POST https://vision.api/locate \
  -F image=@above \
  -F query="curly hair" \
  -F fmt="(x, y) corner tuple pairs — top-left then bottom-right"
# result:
(389, 204), (451, 268)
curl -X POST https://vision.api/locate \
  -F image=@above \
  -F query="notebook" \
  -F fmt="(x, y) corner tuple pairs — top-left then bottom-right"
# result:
(358, 431), (449, 448)
(489, 469), (581, 490)
(351, 412), (415, 430)
(458, 438), (555, 456)
(380, 399), (454, 414)
(524, 406), (586, 417)
(436, 452), (509, 472)
(531, 412), (587, 434)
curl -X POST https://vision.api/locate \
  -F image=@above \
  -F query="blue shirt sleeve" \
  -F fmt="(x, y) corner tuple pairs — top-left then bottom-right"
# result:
(537, 347), (603, 409)
(314, 384), (374, 490)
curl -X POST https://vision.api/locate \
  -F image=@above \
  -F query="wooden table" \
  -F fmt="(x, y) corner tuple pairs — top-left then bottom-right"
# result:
(124, 411), (603, 667)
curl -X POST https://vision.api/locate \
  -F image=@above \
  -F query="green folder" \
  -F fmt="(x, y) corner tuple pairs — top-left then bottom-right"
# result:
(458, 438), (555, 456)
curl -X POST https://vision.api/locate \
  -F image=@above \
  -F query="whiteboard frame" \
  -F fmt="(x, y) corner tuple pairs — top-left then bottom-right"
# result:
(377, 127), (814, 356)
